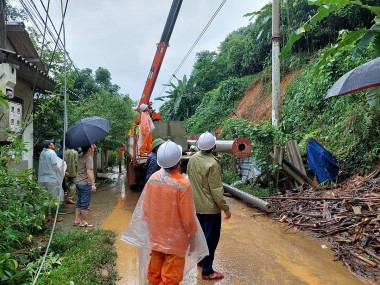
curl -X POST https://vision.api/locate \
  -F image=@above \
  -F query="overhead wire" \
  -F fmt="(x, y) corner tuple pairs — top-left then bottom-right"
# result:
(30, 0), (69, 283)
(156, 0), (227, 98)
(18, 0), (50, 134)
(19, 0), (79, 72)
(37, 0), (79, 71)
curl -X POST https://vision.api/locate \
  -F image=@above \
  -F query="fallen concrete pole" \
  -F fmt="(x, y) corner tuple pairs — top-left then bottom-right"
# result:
(188, 137), (252, 158)
(223, 183), (273, 212)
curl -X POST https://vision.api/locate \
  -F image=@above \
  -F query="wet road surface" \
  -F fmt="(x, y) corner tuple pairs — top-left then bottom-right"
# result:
(98, 173), (365, 285)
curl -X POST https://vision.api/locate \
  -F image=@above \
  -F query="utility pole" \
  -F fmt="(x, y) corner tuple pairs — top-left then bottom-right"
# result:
(0, 0), (5, 49)
(272, 0), (280, 127)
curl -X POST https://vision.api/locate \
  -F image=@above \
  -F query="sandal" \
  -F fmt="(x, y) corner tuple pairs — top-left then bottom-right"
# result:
(73, 222), (80, 226)
(202, 271), (224, 280)
(79, 222), (94, 228)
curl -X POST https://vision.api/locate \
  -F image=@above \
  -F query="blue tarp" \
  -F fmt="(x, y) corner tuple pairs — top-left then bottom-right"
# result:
(307, 139), (339, 184)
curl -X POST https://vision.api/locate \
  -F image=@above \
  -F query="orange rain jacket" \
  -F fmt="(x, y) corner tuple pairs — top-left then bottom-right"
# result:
(142, 168), (197, 257)
(122, 168), (208, 284)
(139, 111), (154, 155)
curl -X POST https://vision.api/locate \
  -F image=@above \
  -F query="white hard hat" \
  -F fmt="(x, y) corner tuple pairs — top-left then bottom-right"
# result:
(197, 132), (216, 151)
(140, 103), (147, 111)
(157, 140), (182, 169)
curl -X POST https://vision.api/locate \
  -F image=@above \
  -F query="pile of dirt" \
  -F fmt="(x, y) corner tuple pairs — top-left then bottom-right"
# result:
(263, 164), (380, 284)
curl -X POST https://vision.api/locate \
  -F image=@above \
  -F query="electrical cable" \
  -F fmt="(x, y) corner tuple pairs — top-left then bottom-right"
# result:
(156, 0), (227, 98)
(31, 1), (69, 283)
(18, 0), (51, 133)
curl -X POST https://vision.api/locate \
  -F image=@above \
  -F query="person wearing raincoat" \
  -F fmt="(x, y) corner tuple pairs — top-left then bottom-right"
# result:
(122, 140), (208, 285)
(139, 103), (154, 156)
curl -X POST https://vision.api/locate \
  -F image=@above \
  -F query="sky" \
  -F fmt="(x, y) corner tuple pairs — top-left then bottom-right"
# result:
(18, 0), (269, 108)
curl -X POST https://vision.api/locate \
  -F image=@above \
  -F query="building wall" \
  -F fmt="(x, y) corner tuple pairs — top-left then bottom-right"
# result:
(15, 78), (34, 169)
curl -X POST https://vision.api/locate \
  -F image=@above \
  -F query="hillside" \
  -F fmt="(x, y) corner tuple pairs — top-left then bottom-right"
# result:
(231, 71), (298, 122)
(230, 71), (380, 284)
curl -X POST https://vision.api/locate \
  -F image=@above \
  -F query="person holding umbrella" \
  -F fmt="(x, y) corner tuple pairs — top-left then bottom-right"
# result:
(65, 116), (110, 227)
(73, 144), (97, 227)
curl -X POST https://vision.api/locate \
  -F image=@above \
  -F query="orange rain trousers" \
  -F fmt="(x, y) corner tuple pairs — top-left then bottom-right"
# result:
(147, 250), (185, 285)
(140, 132), (152, 156)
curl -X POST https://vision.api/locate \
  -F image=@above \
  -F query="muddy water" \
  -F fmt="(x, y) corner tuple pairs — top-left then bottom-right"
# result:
(101, 177), (365, 285)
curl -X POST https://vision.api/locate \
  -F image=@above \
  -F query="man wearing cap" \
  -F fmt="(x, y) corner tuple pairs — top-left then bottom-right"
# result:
(187, 131), (231, 281)
(145, 138), (165, 183)
(139, 103), (154, 156)
(122, 140), (208, 285)
(38, 139), (62, 221)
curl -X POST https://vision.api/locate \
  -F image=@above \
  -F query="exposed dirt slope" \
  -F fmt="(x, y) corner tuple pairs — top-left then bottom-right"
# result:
(231, 71), (298, 123)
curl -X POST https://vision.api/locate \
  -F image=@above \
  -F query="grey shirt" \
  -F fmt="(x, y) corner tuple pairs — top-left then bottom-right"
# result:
(76, 153), (93, 184)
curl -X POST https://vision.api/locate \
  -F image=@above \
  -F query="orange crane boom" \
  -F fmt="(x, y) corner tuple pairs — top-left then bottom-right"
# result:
(137, 0), (183, 116)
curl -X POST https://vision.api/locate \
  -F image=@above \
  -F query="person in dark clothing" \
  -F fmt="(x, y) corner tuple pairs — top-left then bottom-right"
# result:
(57, 140), (74, 204)
(145, 138), (165, 183)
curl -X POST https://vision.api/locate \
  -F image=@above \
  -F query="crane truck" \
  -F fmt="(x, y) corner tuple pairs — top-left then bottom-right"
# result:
(125, 0), (252, 189)
(126, 0), (184, 188)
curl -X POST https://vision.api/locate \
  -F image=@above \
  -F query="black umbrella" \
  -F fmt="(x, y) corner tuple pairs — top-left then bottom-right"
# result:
(324, 57), (380, 99)
(65, 116), (110, 148)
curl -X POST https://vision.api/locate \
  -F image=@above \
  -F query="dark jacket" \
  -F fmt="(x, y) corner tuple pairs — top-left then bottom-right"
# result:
(145, 152), (160, 182)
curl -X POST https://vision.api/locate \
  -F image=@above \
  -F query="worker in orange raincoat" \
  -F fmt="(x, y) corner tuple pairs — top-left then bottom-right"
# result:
(122, 140), (208, 285)
(139, 103), (154, 156)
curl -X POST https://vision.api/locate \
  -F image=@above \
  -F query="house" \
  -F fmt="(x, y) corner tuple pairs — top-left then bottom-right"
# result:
(0, 22), (56, 170)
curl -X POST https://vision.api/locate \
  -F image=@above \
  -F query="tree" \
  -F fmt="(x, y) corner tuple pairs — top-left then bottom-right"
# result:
(73, 68), (99, 98)
(95, 67), (120, 93)
(190, 51), (222, 93)
(157, 75), (200, 121)
(281, 0), (380, 59)
(33, 93), (66, 153)
(280, 0), (380, 108)
(69, 90), (135, 150)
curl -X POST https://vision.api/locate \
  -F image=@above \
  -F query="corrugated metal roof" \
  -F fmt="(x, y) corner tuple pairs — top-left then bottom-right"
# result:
(1, 22), (56, 92)
(0, 48), (56, 92)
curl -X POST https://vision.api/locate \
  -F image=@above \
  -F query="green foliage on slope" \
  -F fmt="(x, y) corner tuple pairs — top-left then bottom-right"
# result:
(186, 76), (253, 134)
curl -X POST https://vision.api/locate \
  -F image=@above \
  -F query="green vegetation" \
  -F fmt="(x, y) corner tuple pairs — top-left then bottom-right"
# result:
(281, 47), (380, 172)
(1, 0), (380, 282)
(186, 76), (253, 134)
(35, 230), (117, 285)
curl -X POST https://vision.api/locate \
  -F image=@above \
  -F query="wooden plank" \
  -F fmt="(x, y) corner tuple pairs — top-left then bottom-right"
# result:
(273, 145), (283, 189)
(283, 158), (319, 188)
(270, 152), (305, 186)
(286, 140), (307, 175)
(270, 152), (320, 189)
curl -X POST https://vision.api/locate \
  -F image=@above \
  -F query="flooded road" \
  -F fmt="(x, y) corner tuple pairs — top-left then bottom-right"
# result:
(101, 175), (365, 285)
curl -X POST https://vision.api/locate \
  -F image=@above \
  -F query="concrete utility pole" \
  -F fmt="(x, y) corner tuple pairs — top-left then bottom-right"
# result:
(272, 0), (281, 127)
(0, 0), (5, 49)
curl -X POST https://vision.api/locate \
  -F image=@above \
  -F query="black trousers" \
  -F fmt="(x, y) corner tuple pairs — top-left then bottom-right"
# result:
(197, 212), (222, 276)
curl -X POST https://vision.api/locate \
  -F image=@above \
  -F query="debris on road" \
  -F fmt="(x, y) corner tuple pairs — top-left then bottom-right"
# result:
(263, 166), (380, 284)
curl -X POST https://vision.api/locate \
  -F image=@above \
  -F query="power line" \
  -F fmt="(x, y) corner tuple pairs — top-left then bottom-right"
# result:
(19, 0), (79, 72)
(156, 0), (227, 98)
(29, 0), (70, 283)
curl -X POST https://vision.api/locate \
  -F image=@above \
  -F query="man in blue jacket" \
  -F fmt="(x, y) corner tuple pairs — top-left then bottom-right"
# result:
(145, 138), (165, 183)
